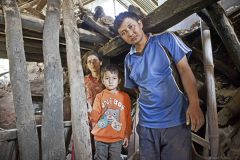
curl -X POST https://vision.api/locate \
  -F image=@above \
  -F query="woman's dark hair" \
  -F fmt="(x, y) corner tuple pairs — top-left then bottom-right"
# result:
(113, 11), (140, 33)
(82, 51), (102, 74)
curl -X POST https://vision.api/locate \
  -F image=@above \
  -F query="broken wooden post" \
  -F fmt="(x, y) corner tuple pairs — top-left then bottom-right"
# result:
(200, 20), (219, 158)
(205, 3), (240, 72)
(62, 0), (92, 159)
(41, 0), (66, 159)
(1, 0), (40, 159)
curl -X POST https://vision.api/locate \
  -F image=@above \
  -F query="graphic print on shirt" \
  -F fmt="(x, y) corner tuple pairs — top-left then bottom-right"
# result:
(97, 108), (122, 131)
(97, 97), (125, 131)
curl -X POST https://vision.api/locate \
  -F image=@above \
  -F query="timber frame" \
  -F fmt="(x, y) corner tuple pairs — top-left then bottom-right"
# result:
(0, 0), (240, 160)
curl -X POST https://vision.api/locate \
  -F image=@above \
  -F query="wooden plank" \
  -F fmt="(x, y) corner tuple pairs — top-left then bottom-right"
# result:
(1, 0), (40, 159)
(98, 0), (218, 56)
(62, 0), (92, 159)
(205, 3), (240, 72)
(0, 141), (17, 160)
(41, 0), (66, 159)
(0, 121), (72, 142)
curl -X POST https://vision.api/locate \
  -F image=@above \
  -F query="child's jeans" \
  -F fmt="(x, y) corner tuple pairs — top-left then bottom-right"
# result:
(94, 140), (123, 160)
(137, 124), (192, 160)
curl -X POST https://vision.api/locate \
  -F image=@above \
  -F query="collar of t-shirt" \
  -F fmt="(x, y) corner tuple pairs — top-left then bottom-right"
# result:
(129, 33), (152, 56)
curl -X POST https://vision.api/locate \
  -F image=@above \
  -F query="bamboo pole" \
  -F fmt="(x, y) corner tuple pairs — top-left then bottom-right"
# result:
(1, 0), (40, 159)
(41, 0), (66, 159)
(200, 20), (219, 159)
(62, 0), (92, 159)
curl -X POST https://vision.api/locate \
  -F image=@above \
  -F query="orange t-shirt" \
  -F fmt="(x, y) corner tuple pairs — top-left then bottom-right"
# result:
(90, 89), (132, 143)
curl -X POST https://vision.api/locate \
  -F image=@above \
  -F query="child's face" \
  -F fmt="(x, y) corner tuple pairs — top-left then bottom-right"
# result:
(118, 17), (145, 45)
(102, 71), (120, 92)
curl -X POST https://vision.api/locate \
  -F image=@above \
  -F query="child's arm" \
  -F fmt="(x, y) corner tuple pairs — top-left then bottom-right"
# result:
(89, 94), (103, 123)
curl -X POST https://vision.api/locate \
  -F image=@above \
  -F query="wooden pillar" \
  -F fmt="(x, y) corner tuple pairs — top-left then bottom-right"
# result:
(41, 0), (66, 159)
(205, 3), (240, 72)
(62, 0), (92, 159)
(200, 20), (219, 159)
(1, 0), (40, 159)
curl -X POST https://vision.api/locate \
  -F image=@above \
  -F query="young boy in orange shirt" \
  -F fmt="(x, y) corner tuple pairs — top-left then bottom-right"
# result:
(90, 64), (132, 160)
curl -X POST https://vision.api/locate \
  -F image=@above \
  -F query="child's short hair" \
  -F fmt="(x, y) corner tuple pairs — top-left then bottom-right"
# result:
(114, 11), (140, 33)
(101, 64), (121, 79)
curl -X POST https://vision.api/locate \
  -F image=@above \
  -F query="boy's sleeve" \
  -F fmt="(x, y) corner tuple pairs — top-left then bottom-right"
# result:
(89, 93), (102, 123)
(124, 56), (137, 89)
(158, 32), (192, 64)
(124, 94), (132, 139)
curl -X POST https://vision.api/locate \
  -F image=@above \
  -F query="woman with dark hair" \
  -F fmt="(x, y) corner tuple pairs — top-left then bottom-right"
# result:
(82, 51), (105, 109)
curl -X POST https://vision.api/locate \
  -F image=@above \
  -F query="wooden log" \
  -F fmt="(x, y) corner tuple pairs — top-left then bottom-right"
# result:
(81, 13), (114, 39)
(98, 0), (218, 56)
(25, 7), (45, 19)
(62, 0), (92, 159)
(201, 20), (219, 158)
(41, 0), (66, 159)
(19, 0), (39, 11)
(0, 13), (108, 45)
(1, 0), (40, 159)
(205, 3), (240, 72)
(35, 0), (47, 11)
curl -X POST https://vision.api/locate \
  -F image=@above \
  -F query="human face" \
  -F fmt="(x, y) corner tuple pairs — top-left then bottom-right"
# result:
(102, 71), (120, 92)
(118, 18), (145, 45)
(86, 55), (102, 73)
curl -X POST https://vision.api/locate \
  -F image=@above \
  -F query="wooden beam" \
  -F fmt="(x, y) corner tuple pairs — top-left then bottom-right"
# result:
(81, 13), (114, 39)
(0, 13), (107, 45)
(1, 0), (40, 159)
(62, 0), (92, 159)
(25, 7), (45, 19)
(35, 0), (47, 11)
(143, 0), (218, 32)
(205, 3), (240, 72)
(41, 0), (66, 159)
(99, 0), (219, 56)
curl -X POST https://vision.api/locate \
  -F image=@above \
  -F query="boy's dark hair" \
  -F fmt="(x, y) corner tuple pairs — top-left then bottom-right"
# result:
(101, 64), (121, 79)
(82, 51), (102, 74)
(114, 11), (140, 33)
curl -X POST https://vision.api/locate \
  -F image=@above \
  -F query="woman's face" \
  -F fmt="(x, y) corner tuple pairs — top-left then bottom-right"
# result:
(86, 55), (102, 73)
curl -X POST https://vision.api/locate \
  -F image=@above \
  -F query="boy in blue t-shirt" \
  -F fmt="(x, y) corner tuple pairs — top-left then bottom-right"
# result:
(114, 12), (204, 160)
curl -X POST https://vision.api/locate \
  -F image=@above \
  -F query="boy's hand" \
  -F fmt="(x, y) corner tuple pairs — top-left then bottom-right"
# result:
(123, 138), (128, 148)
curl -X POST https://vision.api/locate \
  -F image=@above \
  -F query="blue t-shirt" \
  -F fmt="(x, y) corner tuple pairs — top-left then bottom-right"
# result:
(124, 32), (192, 128)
